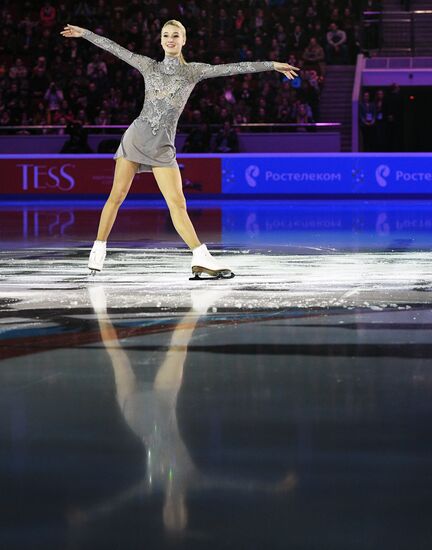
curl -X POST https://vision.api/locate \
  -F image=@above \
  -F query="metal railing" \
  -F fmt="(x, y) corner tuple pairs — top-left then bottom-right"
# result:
(0, 122), (341, 135)
(232, 123), (341, 132)
(361, 9), (432, 55)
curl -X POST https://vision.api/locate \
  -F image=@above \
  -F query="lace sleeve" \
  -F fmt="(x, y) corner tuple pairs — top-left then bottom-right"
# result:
(82, 29), (152, 73)
(188, 60), (274, 83)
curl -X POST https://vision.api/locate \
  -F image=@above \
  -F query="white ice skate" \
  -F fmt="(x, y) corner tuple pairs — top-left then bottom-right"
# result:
(88, 240), (106, 276)
(190, 244), (234, 280)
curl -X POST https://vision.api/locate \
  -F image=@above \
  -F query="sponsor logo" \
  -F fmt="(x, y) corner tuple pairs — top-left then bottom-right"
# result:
(375, 164), (391, 188)
(265, 171), (341, 182)
(395, 171), (432, 182)
(245, 164), (260, 188)
(351, 168), (365, 184)
(17, 163), (76, 191)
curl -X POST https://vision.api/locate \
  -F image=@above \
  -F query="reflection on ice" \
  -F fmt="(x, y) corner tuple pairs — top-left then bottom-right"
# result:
(79, 286), (297, 535)
(2, 200), (432, 250)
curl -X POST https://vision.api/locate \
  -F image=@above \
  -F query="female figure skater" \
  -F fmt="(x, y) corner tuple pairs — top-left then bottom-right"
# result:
(60, 20), (299, 279)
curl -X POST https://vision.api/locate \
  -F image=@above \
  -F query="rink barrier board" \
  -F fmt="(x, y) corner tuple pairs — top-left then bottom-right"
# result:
(1, 154), (432, 198)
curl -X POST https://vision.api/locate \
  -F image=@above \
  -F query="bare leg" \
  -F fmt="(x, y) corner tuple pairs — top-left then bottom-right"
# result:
(152, 166), (201, 249)
(96, 157), (140, 241)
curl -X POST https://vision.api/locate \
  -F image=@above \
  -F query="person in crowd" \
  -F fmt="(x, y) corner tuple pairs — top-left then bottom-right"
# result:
(9, 58), (29, 80)
(386, 83), (403, 151)
(234, 9), (248, 46)
(182, 122), (212, 153)
(75, 107), (90, 126)
(32, 100), (49, 126)
(40, 2), (57, 29)
(326, 22), (348, 64)
(252, 8), (266, 33)
(287, 53), (301, 72)
(70, 66), (89, 91)
(290, 0), (304, 19)
(73, 1), (94, 23)
(290, 24), (308, 55)
(215, 8), (233, 37)
(275, 23), (288, 52)
(86, 52), (108, 81)
(294, 102), (314, 130)
(55, 98), (75, 123)
(0, 110), (11, 127)
(311, 21), (326, 47)
(44, 81), (64, 124)
(305, 4), (320, 28)
(94, 108), (111, 126)
(302, 69), (322, 120)
(359, 90), (376, 151)
(60, 121), (93, 153)
(30, 66), (50, 99)
(374, 88), (388, 151)
(17, 25), (36, 56)
(32, 56), (47, 76)
(302, 37), (326, 75)
(214, 120), (239, 153)
(253, 36), (266, 60)
(1, 27), (18, 56)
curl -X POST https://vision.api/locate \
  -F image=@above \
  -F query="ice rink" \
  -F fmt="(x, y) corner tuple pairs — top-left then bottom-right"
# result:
(1, 201), (432, 549)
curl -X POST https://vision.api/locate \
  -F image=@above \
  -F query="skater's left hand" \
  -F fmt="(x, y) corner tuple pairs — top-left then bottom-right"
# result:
(274, 61), (300, 80)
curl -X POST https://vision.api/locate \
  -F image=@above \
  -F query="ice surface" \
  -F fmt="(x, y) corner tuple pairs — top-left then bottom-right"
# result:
(0, 247), (431, 313)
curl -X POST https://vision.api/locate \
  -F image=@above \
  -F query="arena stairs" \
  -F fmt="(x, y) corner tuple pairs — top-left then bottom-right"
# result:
(320, 65), (356, 152)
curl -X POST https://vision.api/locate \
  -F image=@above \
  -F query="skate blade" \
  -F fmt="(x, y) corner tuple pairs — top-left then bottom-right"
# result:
(88, 268), (100, 277)
(190, 266), (235, 280)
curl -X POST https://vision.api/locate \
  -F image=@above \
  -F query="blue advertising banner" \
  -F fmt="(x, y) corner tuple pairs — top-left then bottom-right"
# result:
(222, 153), (432, 195)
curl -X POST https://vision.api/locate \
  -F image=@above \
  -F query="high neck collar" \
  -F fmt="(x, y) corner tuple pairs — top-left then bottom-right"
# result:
(163, 55), (180, 66)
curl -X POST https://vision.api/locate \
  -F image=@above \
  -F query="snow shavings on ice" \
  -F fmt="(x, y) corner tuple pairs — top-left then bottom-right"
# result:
(0, 248), (431, 313)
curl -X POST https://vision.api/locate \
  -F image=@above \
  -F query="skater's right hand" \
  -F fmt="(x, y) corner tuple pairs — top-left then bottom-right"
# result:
(60, 24), (86, 38)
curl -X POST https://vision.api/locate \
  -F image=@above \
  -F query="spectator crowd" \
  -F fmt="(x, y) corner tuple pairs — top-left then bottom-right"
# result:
(0, 0), (366, 145)
(359, 85), (403, 152)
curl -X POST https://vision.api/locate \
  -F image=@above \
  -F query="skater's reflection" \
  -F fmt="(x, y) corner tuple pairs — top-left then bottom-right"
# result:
(87, 285), (207, 533)
(79, 286), (297, 535)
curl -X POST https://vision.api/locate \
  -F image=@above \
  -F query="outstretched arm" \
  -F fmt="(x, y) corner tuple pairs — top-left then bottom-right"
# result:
(190, 60), (299, 83)
(60, 24), (151, 73)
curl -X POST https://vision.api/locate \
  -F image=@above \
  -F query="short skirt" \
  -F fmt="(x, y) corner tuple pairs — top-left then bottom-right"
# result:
(113, 117), (178, 173)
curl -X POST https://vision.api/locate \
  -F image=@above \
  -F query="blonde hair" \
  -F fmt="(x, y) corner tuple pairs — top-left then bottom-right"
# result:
(162, 19), (187, 65)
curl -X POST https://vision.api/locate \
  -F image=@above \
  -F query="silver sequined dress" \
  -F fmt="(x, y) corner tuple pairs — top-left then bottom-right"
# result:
(82, 29), (275, 173)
